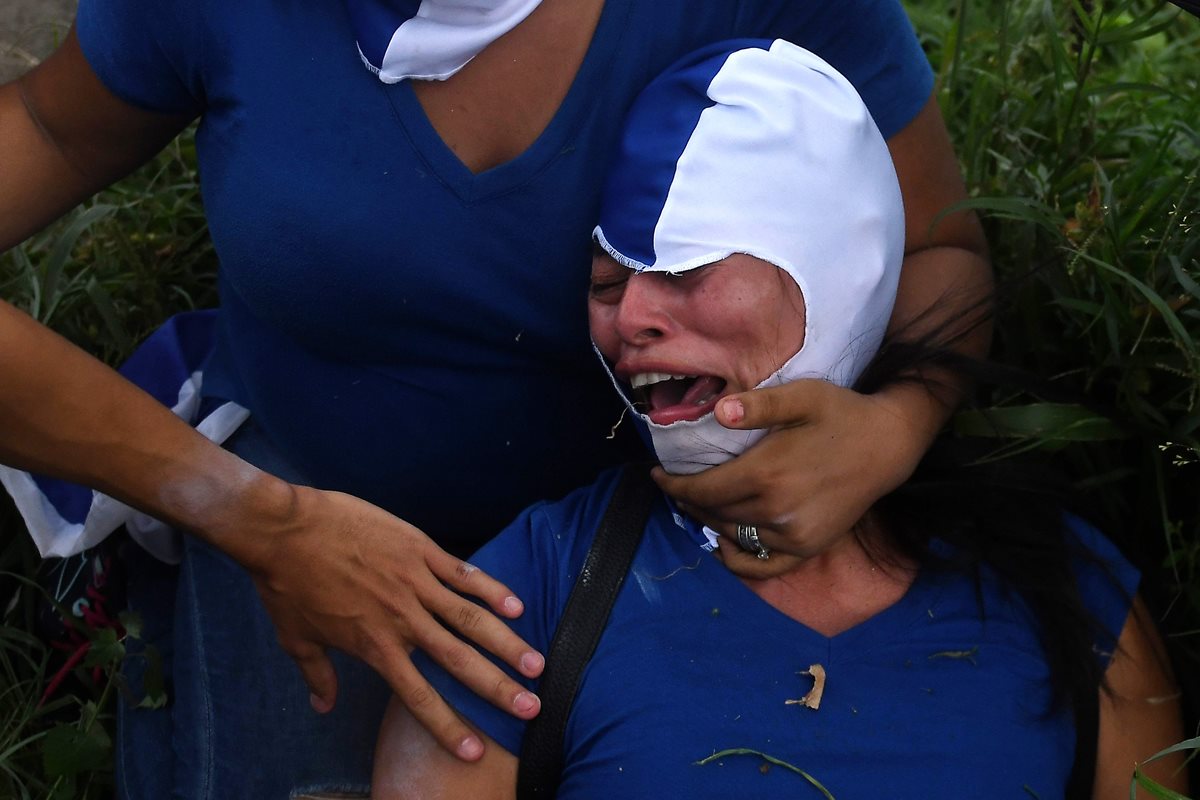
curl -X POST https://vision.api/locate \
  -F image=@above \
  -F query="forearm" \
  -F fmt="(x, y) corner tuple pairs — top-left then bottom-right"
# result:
(877, 94), (994, 439)
(0, 301), (290, 566)
(874, 242), (993, 437)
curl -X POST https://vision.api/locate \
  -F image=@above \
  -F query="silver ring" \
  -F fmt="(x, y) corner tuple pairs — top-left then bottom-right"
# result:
(736, 524), (770, 560)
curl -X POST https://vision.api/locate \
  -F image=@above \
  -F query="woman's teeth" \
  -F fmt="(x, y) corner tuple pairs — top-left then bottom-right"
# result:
(630, 372), (694, 389)
(628, 374), (728, 417)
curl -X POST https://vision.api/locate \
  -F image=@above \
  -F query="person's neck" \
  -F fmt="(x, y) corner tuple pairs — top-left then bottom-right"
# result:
(741, 523), (917, 638)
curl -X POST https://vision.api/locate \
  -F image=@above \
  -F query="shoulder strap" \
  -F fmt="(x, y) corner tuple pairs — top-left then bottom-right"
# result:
(516, 465), (658, 798)
(1065, 676), (1098, 800)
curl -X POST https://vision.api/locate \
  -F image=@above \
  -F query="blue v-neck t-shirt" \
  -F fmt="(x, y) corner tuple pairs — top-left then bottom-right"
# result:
(75, 0), (934, 552)
(416, 468), (1140, 798)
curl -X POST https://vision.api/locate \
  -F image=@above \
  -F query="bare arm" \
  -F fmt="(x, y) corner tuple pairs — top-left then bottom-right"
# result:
(0, 26), (193, 249)
(1095, 597), (1187, 799)
(656, 95), (993, 556)
(373, 695), (517, 800)
(0, 300), (544, 757)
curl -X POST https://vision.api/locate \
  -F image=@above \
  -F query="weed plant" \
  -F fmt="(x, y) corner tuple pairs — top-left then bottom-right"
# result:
(0, 134), (215, 797)
(0, 0), (1197, 796)
(910, 0), (1200, 791)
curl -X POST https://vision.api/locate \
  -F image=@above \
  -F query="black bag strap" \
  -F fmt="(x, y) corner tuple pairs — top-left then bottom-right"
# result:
(516, 465), (658, 799)
(1065, 673), (1099, 800)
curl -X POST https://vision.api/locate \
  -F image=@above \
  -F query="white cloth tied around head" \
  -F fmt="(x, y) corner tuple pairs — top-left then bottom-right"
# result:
(593, 39), (906, 475)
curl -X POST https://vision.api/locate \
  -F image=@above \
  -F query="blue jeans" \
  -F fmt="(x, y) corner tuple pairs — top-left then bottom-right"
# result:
(117, 420), (386, 799)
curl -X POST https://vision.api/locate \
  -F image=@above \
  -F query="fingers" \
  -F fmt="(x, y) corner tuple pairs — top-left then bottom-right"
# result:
(367, 594), (539, 764)
(379, 652), (489, 762)
(284, 639), (338, 714)
(430, 549), (527, 621)
(694, 517), (777, 552)
(410, 608), (541, 716)
(426, 587), (545, 679)
(652, 460), (760, 513)
(715, 379), (836, 430)
(676, 498), (760, 532)
(425, 550), (545, 681)
(389, 560), (543, 720)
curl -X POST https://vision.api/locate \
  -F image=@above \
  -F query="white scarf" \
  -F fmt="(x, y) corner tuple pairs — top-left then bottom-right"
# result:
(346, 0), (543, 82)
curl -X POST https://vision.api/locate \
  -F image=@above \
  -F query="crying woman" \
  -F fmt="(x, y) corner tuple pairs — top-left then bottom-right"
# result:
(371, 40), (1185, 800)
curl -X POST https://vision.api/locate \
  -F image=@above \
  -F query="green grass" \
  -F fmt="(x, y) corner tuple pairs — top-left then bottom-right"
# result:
(0, 0), (1198, 795)
(916, 0), (1200, 647)
(0, 134), (216, 798)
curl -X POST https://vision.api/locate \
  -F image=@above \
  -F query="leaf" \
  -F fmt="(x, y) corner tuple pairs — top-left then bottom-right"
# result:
(38, 204), (117, 325)
(41, 723), (111, 778)
(954, 404), (1126, 442)
(696, 748), (835, 799)
(1169, 256), (1200, 303)
(118, 611), (143, 640)
(48, 775), (77, 800)
(932, 196), (1063, 238)
(785, 664), (826, 710)
(1128, 737), (1200, 800)
(81, 628), (124, 669)
(83, 277), (134, 355)
(1139, 736), (1200, 765)
(1086, 256), (1198, 357)
(1129, 770), (1193, 800)
(137, 645), (168, 709)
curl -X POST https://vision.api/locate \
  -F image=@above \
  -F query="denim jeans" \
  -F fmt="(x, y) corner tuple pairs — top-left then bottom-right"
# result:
(117, 420), (386, 799)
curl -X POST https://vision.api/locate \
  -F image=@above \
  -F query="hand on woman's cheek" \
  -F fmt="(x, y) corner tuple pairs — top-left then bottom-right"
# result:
(654, 379), (932, 559)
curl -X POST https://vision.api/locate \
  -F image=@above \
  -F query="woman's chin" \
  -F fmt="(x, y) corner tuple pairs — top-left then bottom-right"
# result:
(713, 544), (803, 579)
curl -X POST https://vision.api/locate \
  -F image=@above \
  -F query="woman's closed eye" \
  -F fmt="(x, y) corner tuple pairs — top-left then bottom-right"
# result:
(589, 258), (632, 302)
(589, 277), (628, 301)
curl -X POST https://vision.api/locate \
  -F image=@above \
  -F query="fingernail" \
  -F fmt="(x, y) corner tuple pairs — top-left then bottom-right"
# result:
(457, 735), (484, 760)
(520, 651), (545, 675)
(309, 693), (330, 713)
(721, 397), (744, 424)
(503, 596), (524, 615)
(513, 691), (539, 714)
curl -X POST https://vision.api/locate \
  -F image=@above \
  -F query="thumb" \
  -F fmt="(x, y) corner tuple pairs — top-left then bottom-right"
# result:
(716, 380), (832, 430)
(290, 642), (339, 713)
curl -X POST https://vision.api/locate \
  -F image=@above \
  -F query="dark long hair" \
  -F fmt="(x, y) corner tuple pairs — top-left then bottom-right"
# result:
(853, 290), (1121, 777)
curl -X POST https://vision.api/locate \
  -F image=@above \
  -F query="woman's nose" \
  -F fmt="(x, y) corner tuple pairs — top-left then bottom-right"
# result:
(614, 274), (671, 343)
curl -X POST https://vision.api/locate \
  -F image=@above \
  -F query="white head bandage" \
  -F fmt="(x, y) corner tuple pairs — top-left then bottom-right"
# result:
(593, 39), (906, 474)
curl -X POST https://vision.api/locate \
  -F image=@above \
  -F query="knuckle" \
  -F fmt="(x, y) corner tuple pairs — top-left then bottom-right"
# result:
(454, 603), (485, 631)
(762, 493), (790, 521)
(442, 641), (473, 673)
(356, 630), (392, 661)
(405, 683), (438, 712)
(747, 463), (773, 489)
(455, 561), (480, 581)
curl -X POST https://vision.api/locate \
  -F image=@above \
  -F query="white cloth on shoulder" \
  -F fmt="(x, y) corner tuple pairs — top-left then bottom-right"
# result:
(0, 311), (247, 564)
(346, 0), (543, 82)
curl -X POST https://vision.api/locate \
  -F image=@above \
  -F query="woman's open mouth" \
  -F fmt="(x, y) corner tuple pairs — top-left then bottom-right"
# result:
(630, 372), (728, 425)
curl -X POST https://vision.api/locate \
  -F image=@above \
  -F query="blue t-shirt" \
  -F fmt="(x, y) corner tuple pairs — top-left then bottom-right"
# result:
(75, 0), (934, 551)
(417, 468), (1139, 799)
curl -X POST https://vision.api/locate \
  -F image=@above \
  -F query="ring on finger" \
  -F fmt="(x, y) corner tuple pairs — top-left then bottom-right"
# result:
(736, 524), (770, 560)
